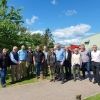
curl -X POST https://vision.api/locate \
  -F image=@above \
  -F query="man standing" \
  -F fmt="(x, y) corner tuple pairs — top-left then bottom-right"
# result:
(0, 48), (10, 87)
(33, 46), (45, 79)
(72, 48), (81, 81)
(80, 44), (91, 81)
(43, 46), (48, 77)
(10, 46), (19, 83)
(55, 44), (65, 84)
(27, 47), (33, 77)
(64, 46), (72, 80)
(91, 45), (100, 85)
(18, 45), (27, 79)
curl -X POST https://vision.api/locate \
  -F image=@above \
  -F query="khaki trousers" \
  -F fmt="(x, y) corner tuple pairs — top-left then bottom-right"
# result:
(11, 65), (20, 82)
(19, 61), (27, 78)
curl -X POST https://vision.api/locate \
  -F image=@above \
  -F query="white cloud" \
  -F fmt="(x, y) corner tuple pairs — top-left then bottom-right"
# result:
(65, 9), (77, 16)
(51, 0), (57, 5)
(30, 30), (43, 34)
(26, 16), (38, 25)
(53, 24), (94, 45)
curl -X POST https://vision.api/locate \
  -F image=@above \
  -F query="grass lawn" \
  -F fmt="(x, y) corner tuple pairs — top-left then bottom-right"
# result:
(0, 68), (50, 88)
(84, 94), (100, 100)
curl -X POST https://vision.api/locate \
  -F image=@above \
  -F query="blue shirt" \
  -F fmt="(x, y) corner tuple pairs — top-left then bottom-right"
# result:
(18, 50), (27, 61)
(55, 49), (65, 62)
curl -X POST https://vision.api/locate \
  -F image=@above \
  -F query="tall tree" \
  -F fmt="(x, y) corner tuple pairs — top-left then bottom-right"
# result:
(42, 28), (54, 47)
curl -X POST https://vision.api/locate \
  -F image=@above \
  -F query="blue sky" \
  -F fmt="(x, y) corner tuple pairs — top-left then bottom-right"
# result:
(8, 0), (100, 44)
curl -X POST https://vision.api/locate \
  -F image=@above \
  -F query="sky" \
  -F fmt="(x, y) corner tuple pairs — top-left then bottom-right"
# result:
(8, 0), (100, 45)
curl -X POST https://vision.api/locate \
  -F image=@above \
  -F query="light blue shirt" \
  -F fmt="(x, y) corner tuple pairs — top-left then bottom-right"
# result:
(55, 49), (65, 62)
(18, 50), (27, 61)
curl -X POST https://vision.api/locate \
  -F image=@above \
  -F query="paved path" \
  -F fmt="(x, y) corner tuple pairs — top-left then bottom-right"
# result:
(0, 79), (100, 100)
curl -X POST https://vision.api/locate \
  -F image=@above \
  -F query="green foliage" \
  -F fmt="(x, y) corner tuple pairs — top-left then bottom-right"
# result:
(0, 0), (54, 50)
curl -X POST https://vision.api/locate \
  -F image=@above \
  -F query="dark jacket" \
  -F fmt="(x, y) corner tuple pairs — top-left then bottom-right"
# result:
(47, 52), (56, 66)
(0, 53), (11, 68)
(27, 50), (33, 63)
(64, 50), (72, 65)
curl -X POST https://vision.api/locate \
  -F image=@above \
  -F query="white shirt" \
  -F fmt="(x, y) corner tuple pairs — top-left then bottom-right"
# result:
(65, 51), (68, 59)
(71, 53), (81, 66)
(91, 50), (100, 62)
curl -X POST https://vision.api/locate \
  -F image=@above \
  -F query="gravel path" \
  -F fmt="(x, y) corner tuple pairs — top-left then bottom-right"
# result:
(0, 79), (100, 100)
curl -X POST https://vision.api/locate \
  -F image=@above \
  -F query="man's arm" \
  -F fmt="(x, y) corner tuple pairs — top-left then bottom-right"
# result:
(10, 52), (18, 64)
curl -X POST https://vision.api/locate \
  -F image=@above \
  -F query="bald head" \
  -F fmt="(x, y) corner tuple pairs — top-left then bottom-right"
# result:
(13, 46), (18, 52)
(21, 45), (25, 50)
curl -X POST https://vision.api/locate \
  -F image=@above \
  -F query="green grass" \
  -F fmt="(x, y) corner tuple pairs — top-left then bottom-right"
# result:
(84, 94), (100, 100)
(0, 75), (40, 88)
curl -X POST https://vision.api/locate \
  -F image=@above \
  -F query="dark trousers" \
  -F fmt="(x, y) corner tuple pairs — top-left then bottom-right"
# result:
(56, 61), (64, 81)
(92, 61), (100, 83)
(0, 68), (7, 85)
(64, 60), (71, 79)
(43, 60), (48, 76)
(81, 62), (91, 79)
(35, 62), (43, 77)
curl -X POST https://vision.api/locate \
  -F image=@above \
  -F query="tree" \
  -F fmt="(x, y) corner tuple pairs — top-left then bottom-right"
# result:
(42, 28), (54, 48)
(0, 0), (23, 50)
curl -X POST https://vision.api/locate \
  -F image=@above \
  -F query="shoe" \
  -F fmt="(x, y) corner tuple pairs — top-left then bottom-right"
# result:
(61, 81), (65, 84)
(2, 84), (6, 88)
(74, 79), (76, 82)
(50, 79), (53, 82)
(93, 81), (97, 84)
(57, 78), (61, 81)
(89, 79), (92, 82)
(98, 83), (100, 86)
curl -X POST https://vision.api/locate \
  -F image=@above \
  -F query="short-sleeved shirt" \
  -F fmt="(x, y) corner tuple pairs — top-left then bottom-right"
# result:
(80, 50), (90, 63)
(33, 50), (44, 63)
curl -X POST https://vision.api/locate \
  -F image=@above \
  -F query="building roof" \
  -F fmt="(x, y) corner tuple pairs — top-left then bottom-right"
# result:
(81, 33), (100, 49)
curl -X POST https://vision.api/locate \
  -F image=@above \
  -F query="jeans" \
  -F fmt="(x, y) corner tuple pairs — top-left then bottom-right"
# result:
(0, 68), (7, 85)
(56, 61), (64, 82)
(35, 62), (43, 77)
(81, 62), (91, 79)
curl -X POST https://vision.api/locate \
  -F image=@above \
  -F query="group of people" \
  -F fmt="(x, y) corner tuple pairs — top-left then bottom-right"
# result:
(0, 43), (100, 88)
